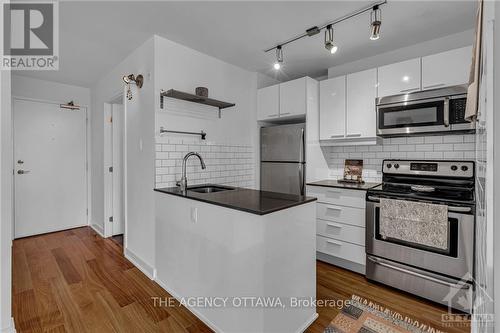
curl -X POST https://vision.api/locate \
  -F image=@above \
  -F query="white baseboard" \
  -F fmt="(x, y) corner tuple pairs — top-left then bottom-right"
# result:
(296, 312), (318, 333)
(124, 247), (156, 280)
(1, 318), (16, 333)
(90, 222), (105, 237)
(154, 277), (222, 333)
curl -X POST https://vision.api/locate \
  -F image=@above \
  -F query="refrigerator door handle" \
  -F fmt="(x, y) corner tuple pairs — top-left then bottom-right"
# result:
(299, 164), (305, 196)
(299, 127), (305, 163)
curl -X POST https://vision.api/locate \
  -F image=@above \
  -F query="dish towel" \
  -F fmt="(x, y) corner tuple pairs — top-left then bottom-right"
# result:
(465, 0), (483, 122)
(379, 198), (449, 251)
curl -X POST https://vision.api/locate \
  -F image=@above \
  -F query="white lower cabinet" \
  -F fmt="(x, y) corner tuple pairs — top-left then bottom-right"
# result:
(316, 219), (365, 246)
(316, 236), (366, 265)
(308, 185), (366, 273)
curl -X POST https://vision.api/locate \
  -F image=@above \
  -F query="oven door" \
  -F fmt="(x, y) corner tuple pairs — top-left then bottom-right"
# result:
(366, 198), (474, 279)
(376, 97), (451, 136)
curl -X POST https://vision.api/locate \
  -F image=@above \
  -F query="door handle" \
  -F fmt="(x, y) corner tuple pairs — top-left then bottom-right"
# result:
(17, 160), (24, 164)
(330, 134), (344, 138)
(346, 133), (362, 137)
(444, 97), (450, 127)
(423, 83), (445, 90)
(17, 170), (31, 175)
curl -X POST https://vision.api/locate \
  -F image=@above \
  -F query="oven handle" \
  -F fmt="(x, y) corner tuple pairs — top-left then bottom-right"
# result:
(367, 196), (472, 213)
(367, 256), (471, 289)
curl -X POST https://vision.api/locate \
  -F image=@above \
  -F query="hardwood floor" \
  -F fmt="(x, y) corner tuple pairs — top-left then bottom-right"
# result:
(13, 227), (469, 333)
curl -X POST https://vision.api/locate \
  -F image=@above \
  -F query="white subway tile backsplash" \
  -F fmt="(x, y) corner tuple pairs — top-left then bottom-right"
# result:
(443, 135), (464, 143)
(415, 144), (434, 152)
(155, 136), (255, 189)
(324, 134), (475, 182)
(424, 136), (443, 144)
(406, 137), (425, 144)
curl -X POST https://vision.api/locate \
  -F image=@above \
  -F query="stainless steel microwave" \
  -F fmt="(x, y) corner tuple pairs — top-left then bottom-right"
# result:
(376, 85), (475, 137)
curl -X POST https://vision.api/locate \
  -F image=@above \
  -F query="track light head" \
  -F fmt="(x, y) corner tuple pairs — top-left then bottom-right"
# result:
(274, 45), (283, 70)
(324, 25), (338, 54)
(370, 5), (382, 41)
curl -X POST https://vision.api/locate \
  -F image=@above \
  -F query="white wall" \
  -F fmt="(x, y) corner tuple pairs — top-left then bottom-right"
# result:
(327, 30), (474, 78)
(91, 37), (156, 274)
(0, 69), (14, 332)
(154, 35), (259, 188)
(11, 75), (90, 105)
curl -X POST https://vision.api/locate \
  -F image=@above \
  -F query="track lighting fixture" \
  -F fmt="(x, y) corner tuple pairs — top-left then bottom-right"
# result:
(264, 1), (386, 68)
(324, 25), (338, 54)
(274, 46), (283, 70)
(370, 5), (382, 41)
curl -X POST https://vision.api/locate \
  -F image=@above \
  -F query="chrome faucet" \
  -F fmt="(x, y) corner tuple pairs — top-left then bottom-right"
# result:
(179, 152), (206, 191)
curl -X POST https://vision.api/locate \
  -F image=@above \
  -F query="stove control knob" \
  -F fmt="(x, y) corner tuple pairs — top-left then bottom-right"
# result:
(386, 163), (392, 169)
(461, 165), (469, 172)
(451, 165), (458, 171)
(394, 164), (400, 169)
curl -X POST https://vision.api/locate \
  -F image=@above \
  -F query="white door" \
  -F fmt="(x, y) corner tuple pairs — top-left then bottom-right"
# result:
(421, 46), (473, 90)
(377, 58), (421, 97)
(111, 104), (124, 235)
(346, 68), (377, 138)
(279, 77), (306, 117)
(13, 99), (87, 238)
(319, 76), (345, 140)
(257, 85), (280, 120)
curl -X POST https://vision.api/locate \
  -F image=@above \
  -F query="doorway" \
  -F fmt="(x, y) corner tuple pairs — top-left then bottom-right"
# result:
(13, 98), (88, 238)
(105, 99), (125, 241)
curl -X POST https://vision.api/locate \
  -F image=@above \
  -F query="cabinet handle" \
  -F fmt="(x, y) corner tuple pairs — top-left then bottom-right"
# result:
(400, 88), (420, 93)
(346, 133), (362, 137)
(423, 83), (445, 90)
(326, 190), (341, 195)
(267, 114), (279, 118)
(326, 240), (342, 246)
(280, 112), (291, 115)
(326, 205), (343, 212)
(326, 222), (342, 229)
(330, 134), (344, 138)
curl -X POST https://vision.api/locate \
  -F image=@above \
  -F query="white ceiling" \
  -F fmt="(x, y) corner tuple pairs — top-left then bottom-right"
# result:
(15, 1), (476, 87)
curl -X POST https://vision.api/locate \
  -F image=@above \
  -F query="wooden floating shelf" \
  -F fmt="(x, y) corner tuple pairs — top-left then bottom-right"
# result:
(160, 89), (235, 118)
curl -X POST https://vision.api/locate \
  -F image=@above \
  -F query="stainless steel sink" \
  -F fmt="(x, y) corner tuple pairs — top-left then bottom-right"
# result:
(187, 185), (234, 194)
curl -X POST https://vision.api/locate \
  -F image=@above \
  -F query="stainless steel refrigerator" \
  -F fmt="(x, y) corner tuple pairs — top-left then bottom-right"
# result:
(260, 123), (305, 195)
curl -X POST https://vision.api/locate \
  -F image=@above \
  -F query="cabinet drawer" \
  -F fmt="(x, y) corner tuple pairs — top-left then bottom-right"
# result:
(307, 186), (366, 208)
(316, 203), (365, 227)
(316, 235), (366, 265)
(316, 219), (365, 246)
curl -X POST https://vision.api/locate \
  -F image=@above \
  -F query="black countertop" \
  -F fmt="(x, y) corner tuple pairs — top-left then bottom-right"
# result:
(154, 185), (317, 215)
(307, 179), (380, 191)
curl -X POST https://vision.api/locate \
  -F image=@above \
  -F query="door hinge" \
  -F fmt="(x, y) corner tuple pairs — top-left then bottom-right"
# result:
(109, 216), (113, 222)
(109, 166), (113, 172)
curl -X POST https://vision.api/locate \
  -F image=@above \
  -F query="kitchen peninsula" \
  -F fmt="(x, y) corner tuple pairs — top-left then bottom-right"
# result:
(154, 185), (317, 333)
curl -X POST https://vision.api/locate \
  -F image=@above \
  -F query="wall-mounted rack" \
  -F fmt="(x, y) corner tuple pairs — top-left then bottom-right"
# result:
(160, 89), (235, 118)
(160, 126), (207, 140)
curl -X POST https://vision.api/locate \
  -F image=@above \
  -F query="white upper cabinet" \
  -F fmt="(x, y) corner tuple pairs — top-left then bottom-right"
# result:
(422, 46), (473, 90)
(279, 77), (307, 117)
(346, 68), (377, 138)
(257, 85), (280, 121)
(320, 76), (345, 140)
(377, 58), (421, 97)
